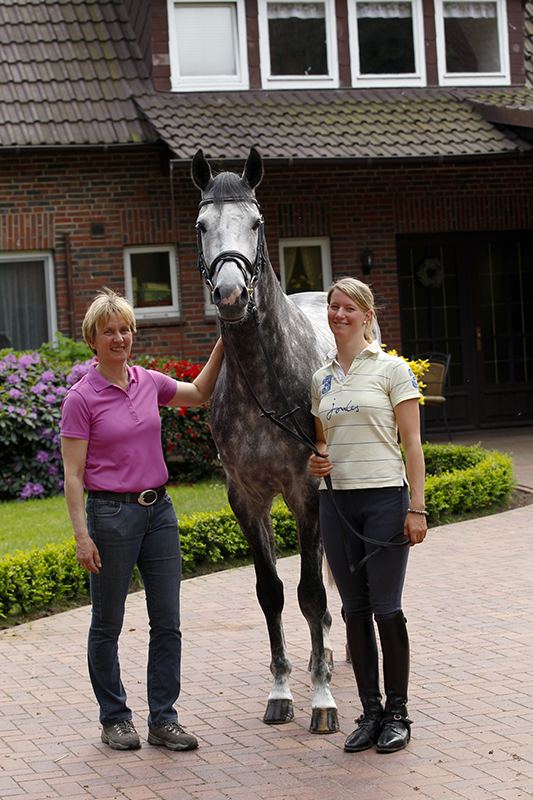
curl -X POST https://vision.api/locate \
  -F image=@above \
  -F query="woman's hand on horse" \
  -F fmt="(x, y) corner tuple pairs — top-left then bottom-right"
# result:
(308, 451), (333, 477)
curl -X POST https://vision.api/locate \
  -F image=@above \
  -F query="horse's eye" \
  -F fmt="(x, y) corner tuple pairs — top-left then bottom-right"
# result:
(252, 218), (262, 231)
(196, 221), (206, 233)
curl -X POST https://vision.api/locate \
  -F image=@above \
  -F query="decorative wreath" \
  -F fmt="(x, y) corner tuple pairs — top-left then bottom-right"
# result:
(417, 258), (443, 289)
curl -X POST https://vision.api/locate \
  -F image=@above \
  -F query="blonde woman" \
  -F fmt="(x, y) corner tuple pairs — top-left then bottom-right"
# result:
(309, 277), (426, 754)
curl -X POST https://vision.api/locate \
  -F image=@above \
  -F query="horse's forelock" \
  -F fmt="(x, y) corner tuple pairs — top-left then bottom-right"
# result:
(205, 171), (254, 208)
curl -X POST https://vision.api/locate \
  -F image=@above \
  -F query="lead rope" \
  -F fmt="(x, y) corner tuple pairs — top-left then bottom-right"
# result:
(222, 314), (409, 574)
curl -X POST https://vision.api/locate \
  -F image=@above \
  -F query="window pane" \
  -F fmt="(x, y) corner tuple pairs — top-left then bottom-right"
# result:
(357, 2), (415, 74)
(175, 4), (238, 76)
(284, 245), (324, 293)
(0, 260), (48, 349)
(268, 2), (328, 75)
(443, 1), (500, 72)
(130, 252), (173, 309)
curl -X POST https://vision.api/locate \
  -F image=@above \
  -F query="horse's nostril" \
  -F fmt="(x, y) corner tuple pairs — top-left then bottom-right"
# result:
(240, 288), (249, 304)
(213, 288), (221, 305)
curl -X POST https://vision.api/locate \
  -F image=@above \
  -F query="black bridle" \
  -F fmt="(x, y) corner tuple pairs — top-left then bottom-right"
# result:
(195, 196), (409, 574)
(196, 196), (266, 308)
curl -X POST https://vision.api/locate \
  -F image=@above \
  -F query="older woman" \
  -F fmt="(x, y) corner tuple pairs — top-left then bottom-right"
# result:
(309, 277), (427, 754)
(60, 288), (223, 752)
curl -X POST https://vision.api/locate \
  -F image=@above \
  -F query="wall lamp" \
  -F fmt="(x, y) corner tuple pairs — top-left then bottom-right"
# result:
(361, 248), (374, 276)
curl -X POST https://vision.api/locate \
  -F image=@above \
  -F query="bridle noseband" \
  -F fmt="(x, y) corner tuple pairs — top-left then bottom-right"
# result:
(196, 196), (266, 308)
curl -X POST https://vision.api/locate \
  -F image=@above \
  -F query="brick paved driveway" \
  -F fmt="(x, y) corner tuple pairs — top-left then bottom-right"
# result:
(1, 505), (532, 800)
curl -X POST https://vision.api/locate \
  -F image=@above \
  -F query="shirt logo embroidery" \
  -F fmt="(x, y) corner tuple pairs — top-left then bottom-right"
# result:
(321, 375), (333, 395)
(325, 399), (360, 420)
(408, 367), (418, 389)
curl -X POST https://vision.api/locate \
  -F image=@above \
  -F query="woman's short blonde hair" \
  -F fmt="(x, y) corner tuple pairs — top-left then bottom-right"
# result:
(327, 277), (376, 342)
(82, 288), (136, 351)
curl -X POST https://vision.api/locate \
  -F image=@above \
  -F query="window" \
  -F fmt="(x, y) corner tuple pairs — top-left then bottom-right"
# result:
(124, 246), (180, 320)
(279, 238), (332, 294)
(348, 0), (426, 86)
(167, 0), (249, 90)
(435, 0), (509, 85)
(0, 254), (57, 349)
(258, 0), (339, 88)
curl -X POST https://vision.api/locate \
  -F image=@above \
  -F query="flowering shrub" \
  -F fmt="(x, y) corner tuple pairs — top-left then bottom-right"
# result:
(0, 351), (91, 500)
(139, 356), (219, 481)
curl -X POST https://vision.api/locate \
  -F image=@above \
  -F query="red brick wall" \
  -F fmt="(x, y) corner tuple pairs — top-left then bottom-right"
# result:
(1, 148), (532, 360)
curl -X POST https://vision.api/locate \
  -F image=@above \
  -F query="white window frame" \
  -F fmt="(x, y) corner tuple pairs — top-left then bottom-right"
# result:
(123, 245), (180, 320)
(348, 0), (426, 87)
(167, 0), (249, 91)
(0, 252), (57, 346)
(279, 237), (332, 293)
(258, 0), (339, 89)
(434, 0), (510, 86)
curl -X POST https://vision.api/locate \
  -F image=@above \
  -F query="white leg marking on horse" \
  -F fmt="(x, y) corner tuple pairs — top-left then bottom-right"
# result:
(268, 677), (293, 702)
(312, 684), (337, 710)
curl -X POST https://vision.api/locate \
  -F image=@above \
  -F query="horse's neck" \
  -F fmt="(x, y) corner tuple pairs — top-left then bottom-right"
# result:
(223, 260), (292, 357)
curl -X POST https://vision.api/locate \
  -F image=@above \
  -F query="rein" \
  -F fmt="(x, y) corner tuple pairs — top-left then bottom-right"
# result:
(196, 195), (409, 574)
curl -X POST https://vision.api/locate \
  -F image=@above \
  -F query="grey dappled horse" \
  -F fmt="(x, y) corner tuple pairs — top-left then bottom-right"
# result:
(191, 147), (339, 733)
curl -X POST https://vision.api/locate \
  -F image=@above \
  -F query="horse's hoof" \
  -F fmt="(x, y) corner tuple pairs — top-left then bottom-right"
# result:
(263, 698), (294, 725)
(309, 707), (339, 734)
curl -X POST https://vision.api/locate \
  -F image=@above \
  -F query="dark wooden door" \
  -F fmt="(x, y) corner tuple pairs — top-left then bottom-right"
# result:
(397, 232), (533, 430)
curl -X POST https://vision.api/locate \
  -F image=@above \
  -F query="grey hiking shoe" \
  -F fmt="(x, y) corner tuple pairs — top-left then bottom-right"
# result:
(101, 719), (141, 750)
(147, 721), (198, 751)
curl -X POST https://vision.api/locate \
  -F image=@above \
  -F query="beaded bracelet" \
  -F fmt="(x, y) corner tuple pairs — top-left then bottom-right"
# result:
(407, 507), (428, 516)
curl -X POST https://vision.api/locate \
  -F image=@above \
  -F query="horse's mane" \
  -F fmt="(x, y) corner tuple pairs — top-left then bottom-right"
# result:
(206, 171), (255, 208)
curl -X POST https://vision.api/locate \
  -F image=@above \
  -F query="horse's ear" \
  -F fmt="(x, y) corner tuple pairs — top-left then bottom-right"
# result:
(242, 146), (263, 190)
(191, 148), (213, 191)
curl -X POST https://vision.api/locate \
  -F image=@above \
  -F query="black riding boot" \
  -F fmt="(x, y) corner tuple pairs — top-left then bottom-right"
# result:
(344, 615), (383, 752)
(375, 611), (412, 754)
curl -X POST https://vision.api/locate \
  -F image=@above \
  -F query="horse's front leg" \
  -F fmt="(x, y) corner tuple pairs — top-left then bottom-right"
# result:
(253, 542), (295, 725)
(228, 488), (294, 725)
(290, 487), (339, 734)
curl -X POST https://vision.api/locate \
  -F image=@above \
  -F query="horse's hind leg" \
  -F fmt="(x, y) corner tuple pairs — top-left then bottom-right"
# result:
(228, 488), (294, 725)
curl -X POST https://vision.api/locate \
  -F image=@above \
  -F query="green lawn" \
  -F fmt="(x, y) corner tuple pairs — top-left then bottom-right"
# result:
(0, 480), (230, 556)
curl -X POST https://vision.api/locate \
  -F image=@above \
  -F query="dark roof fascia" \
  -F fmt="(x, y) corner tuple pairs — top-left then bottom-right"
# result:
(470, 101), (533, 129)
(168, 150), (533, 168)
(0, 142), (164, 155)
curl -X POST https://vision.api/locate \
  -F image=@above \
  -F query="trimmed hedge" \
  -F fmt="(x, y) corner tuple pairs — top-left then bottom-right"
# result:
(0, 445), (515, 620)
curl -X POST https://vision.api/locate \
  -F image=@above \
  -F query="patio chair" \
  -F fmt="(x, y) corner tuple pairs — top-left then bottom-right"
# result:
(418, 352), (452, 442)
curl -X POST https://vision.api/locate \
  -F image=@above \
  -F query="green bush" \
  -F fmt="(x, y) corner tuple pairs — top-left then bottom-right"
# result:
(0, 446), (515, 620)
(425, 449), (514, 523)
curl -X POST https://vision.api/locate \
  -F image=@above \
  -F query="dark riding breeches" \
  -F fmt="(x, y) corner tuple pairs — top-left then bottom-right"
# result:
(319, 485), (409, 620)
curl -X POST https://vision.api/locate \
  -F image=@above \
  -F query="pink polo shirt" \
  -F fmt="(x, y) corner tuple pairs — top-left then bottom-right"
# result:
(60, 364), (177, 492)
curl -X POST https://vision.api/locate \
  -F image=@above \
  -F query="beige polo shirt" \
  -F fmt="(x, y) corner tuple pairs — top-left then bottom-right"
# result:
(311, 341), (420, 490)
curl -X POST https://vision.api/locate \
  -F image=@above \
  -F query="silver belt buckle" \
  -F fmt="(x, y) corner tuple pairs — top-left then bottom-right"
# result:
(138, 489), (158, 506)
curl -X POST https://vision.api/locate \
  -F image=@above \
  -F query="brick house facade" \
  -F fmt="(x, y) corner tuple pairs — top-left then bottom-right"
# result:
(1, 0), (533, 430)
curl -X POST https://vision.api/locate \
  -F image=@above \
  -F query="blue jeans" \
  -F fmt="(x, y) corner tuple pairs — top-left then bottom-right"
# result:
(319, 485), (410, 620)
(86, 493), (181, 726)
